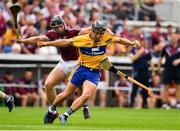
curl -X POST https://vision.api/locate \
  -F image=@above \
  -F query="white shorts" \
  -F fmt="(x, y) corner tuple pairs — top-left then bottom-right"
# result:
(55, 60), (78, 76)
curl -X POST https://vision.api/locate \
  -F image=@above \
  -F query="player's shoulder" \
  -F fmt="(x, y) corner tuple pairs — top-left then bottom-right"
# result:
(71, 34), (89, 42)
(66, 27), (81, 34)
(45, 30), (57, 36)
(45, 30), (58, 40)
(102, 32), (115, 42)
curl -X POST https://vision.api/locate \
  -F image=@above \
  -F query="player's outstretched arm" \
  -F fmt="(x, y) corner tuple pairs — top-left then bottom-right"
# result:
(111, 37), (140, 48)
(37, 39), (72, 48)
(17, 35), (49, 44)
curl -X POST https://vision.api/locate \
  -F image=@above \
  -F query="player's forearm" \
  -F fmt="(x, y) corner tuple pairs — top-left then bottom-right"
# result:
(18, 35), (49, 44)
(19, 36), (43, 44)
(43, 39), (71, 47)
(23, 37), (41, 44)
(117, 38), (134, 46)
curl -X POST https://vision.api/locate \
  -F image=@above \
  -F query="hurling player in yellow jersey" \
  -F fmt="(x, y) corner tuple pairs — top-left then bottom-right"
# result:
(39, 21), (140, 124)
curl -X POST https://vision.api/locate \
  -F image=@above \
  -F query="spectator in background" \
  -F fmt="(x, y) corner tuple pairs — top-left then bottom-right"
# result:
(151, 22), (166, 57)
(167, 82), (177, 108)
(1, 71), (21, 106)
(148, 73), (162, 108)
(0, 11), (6, 37)
(114, 77), (131, 107)
(75, 9), (87, 28)
(38, 72), (48, 108)
(111, 1), (134, 20)
(89, 9), (100, 25)
(21, 25), (38, 54)
(158, 33), (180, 109)
(138, 0), (162, 21)
(129, 35), (155, 108)
(115, 20), (132, 56)
(19, 4), (36, 26)
(0, 37), (2, 53)
(164, 24), (175, 42)
(2, 21), (16, 53)
(18, 69), (39, 107)
(109, 15), (121, 34)
(33, 7), (46, 31)
(11, 43), (22, 54)
(131, 25), (145, 53)
(1, 71), (17, 97)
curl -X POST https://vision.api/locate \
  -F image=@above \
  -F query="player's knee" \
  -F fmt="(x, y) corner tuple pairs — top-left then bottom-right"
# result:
(44, 81), (54, 90)
(81, 93), (92, 101)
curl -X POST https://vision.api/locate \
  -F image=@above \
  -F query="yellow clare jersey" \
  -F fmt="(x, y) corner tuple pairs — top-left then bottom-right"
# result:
(70, 33), (116, 69)
(4, 29), (16, 45)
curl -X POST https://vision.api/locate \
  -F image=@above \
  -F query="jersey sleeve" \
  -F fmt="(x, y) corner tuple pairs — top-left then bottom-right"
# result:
(69, 35), (86, 47)
(102, 33), (116, 44)
(45, 30), (56, 40)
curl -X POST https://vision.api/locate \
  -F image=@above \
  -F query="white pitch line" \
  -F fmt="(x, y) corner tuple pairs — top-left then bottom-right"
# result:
(0, 124), (180, 131)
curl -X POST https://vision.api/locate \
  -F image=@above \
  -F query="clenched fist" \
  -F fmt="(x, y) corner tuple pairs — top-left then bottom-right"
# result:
(37, 41), (48, 48)
(133, 40), (140, 48)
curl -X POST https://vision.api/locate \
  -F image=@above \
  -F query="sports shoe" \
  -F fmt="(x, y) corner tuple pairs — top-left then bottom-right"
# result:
(44, 111), (59, 124)
(59, 115), (68, 125)
(162, 103), (170, 110)
(4, 95), (14, 112)
(83, 107), (90, 119)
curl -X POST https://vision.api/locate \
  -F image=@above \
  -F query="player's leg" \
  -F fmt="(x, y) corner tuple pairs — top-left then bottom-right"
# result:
(44, 82), (76, 124)
(114, 90), (121, 107)
(76, 88), (91, 119)
(162, 68), (172, 109)
(44, 65), (66, 104)
(130, 84), (139, 107)
(0, 91), (6, 99)
(130, 71), (140, 108)
(60, 80), (96, 124)
(39, 89), (47, 108)
(176, 84), (180, 108)
(21, 94), (28, 107)
(174, 67), (180, 108)
(99, 90), (106, 107)
(66, 61), (91, 119)
(30, 92), (39, 107)
(162, 84), (170, 109)
(141, 73), (150, 108)
(0, 91), (14, 112)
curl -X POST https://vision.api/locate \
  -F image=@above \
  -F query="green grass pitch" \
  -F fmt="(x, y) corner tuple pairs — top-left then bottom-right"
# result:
(0, 107), (179, 130)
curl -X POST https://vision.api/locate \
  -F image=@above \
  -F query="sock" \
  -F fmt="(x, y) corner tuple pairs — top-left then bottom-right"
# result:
(4, 95), (10, 102)
(63, 108), (74, 117)
(48, 105), (56, 113)
(83, 102), (88, 108)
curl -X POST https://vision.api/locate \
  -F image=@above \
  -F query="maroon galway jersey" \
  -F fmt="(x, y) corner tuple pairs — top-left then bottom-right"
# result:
(45, 28), (80, 61)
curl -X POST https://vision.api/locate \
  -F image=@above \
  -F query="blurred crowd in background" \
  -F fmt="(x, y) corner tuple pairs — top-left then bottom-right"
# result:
(0, 0), (179, 56)
(0, 0), (179, 108)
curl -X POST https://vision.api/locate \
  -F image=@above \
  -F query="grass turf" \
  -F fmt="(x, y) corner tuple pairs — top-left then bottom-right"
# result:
(0, 107), (179, 130)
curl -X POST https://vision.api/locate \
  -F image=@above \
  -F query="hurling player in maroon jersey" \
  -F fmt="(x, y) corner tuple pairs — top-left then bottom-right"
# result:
(17, 15), (91, 123)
